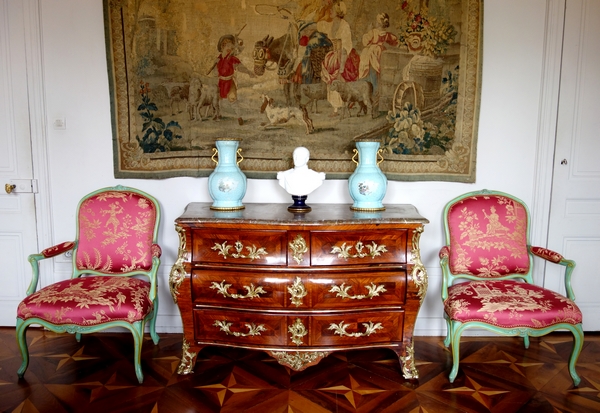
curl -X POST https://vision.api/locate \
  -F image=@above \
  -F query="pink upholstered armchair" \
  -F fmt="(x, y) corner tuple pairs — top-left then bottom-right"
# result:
(440, 190), (583, 385)
(16, 186), (162, 384)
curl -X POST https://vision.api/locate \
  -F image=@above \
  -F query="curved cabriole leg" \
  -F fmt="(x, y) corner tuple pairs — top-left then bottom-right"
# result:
(448, 321), (463, 383)
(523, 335), (530, 349)
(569, 324), (584, 386)
(16, 318), (30, 379)
(126, 321), (145, 384)
(443, 315), (452, 348)
(395, 341), (418, 379)
(177, 338), (202, 375)
(75, 332), (82, 342)
(149, 297), (160, 345)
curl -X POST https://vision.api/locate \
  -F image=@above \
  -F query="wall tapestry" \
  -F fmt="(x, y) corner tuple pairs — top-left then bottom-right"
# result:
(104, 0), (482, 181)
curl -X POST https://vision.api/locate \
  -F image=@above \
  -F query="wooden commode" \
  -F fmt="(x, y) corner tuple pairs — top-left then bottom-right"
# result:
(169, 203), (428, 378)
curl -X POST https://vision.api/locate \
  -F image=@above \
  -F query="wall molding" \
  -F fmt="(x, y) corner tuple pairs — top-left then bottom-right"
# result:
(531, 0), (565, 286)
(23, 0), (54, 287)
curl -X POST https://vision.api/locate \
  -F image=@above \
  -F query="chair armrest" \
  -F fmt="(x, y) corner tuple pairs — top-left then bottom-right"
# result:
(530, 246), (563, 263)
(529, 245), (577, 301)
(151, 243), (162, 258)
(26, 241), (75, 296)
(439, 246), (450, 260)
(439, 246), (451, 301)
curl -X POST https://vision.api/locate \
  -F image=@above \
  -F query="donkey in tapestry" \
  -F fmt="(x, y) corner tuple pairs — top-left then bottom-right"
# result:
(253, 25), (332, 107)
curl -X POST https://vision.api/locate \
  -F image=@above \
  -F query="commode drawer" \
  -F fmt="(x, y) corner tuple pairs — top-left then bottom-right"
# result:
(309, 271), (407, 309)
(192, 229), (288, 266)
(193, 309), (404, 348)
(191, 270), (288, 308)
(310, 230), (408, 266)
(192, 270), (407, 310)
(311, 310), (405, 346)
(194, 309), (287, 346)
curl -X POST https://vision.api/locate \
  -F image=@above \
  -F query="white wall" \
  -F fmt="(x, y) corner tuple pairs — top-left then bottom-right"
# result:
(39, 0), (548, 335)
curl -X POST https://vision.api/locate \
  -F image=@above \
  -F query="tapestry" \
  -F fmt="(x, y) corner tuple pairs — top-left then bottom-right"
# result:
(104, 0), (482, 181)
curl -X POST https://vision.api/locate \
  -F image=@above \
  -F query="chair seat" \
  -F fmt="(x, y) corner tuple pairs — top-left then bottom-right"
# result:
(17, 276), (153, 326)
(444, 280), (582, 329)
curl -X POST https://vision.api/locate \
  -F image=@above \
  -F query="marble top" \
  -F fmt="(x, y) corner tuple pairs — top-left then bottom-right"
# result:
(176, 203), (429, 226)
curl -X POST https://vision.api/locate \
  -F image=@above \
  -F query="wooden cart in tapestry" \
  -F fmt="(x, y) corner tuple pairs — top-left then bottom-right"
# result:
(358, 47), (461, 159)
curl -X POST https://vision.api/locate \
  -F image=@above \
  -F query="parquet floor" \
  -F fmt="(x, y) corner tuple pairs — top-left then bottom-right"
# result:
(0, 328), (598, 413)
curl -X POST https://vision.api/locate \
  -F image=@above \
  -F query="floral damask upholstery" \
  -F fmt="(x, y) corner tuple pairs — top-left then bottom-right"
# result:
(17, 276), (153, 326)
(16, 186), (162, 384)
(445, 280), (582, 328)
(446, 194), (530, 276)
(76, 191), (158, 273)
(440, 190), (584, 386)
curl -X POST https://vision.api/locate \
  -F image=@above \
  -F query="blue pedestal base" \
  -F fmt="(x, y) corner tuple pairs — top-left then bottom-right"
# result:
(288, 195), (311, 213)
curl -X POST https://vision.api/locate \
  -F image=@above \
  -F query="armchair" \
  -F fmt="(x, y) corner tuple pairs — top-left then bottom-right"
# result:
(16, 186), (162, 383)
(440, 190), (583, 385)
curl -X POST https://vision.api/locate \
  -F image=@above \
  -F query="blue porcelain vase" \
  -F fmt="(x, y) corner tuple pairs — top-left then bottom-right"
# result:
(348, 139), (387, 211)
(208, 139), (247, 210)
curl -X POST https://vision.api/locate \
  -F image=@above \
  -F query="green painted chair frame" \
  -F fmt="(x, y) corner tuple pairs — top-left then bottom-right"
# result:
(440, 189), (584, 386)
(16, 185), (161, 383)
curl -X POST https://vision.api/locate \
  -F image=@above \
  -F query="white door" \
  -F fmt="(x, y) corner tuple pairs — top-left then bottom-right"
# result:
(547, 0), (600, 331)
(0, 1), (40, 325)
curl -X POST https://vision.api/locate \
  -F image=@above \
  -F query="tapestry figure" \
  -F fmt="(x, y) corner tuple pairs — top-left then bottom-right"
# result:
(359, 12), (399, 106)
(210, 34), (255, 125)
(319, 2), (360, 116)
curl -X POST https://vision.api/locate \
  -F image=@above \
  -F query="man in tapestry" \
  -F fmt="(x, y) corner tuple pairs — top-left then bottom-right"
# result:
(213, 34), (254, 125)
(359, 12), (399, 100)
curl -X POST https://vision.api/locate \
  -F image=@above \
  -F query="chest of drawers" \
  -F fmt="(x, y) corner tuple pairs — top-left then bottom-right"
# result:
(169, 203), (428, 378)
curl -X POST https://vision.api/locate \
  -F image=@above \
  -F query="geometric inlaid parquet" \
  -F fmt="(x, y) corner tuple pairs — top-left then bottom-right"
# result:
(0, 327), (598, 412)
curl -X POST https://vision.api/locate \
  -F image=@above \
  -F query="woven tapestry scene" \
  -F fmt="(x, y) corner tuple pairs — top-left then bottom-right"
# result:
(104, 0), (482, 181)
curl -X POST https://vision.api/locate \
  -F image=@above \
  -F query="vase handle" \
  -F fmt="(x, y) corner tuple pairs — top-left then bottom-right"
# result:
(211, 148), (218, 164)
(377, 149), (384, 166)
(351, 149), (359, 165)
(237, 148), (244, 165)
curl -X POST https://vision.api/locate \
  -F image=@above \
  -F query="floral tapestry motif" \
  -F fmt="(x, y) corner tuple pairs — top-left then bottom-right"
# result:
(17, 277), (153, 326)
(444, 280), (582, 328)
(447, 195), (529, 276)
(76, 191), (157, 273)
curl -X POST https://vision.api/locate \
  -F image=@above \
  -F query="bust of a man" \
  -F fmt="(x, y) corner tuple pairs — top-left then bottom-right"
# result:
(277, 147), (326, 196)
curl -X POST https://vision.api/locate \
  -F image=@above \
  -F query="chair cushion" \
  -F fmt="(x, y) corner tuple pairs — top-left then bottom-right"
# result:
(446, 195), (530, 277)
(76, 191), (158, 273)
(17, 276), (153, 326)
(444, 280), (582, 328)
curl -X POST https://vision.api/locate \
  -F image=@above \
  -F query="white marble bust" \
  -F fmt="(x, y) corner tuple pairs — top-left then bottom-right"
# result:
(277, 147), (326, 196)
